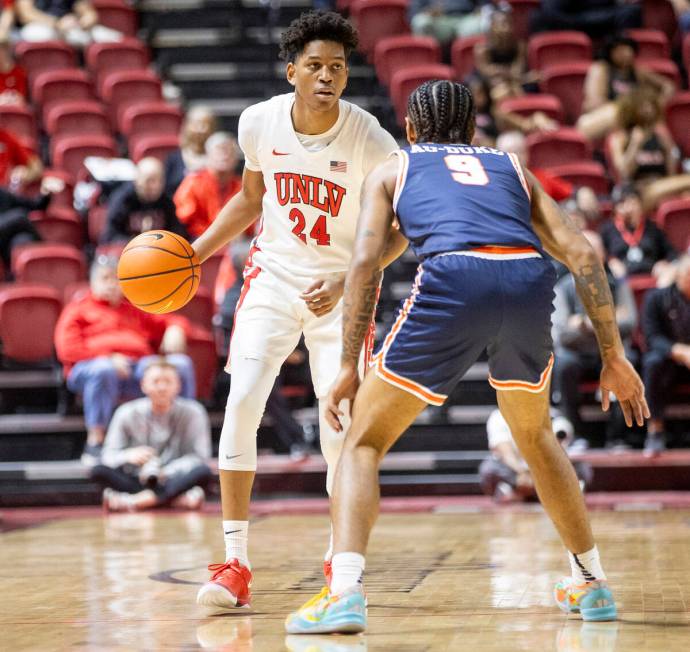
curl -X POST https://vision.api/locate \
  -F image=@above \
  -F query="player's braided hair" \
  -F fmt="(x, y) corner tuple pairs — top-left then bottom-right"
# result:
(407, 80), (475, 144)
(279, 10), (358, 62)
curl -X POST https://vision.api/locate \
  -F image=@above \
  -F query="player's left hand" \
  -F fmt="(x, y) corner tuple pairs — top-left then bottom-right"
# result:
(300, 274), (345, 317)
(325, 364), (360, 432)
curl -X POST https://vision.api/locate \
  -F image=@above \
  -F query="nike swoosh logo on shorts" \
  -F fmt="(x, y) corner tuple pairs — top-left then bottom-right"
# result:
(272, 149), (290, 156)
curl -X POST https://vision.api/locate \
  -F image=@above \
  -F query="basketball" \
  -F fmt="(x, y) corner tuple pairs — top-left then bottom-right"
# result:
(117, 230), (201, 314)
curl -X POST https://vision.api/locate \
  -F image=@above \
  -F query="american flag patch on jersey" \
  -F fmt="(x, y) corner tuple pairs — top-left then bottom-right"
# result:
(330, 160), (347, 172)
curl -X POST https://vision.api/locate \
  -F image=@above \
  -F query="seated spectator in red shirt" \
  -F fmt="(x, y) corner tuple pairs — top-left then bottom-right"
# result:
(54, 255), (195, 463)
(0, 127), (42, 186)
(0, 1), (14, 42)
(173, 132), (241, 239)
(101, 157), (188, 244)
(0, 37), (27, 106)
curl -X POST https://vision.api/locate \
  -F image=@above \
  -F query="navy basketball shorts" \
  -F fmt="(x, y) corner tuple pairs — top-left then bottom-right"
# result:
(372, 248), (557, 405)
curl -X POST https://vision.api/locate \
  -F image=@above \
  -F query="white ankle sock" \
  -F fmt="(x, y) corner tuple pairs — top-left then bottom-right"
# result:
(330, 552), (365, 594)
(569, 545), (606, 583)
(223, 520), (250, 569)
(324, 524), (334, 561)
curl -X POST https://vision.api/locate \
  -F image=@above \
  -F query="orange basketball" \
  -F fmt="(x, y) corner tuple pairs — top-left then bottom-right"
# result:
(117, 230), (201, 314)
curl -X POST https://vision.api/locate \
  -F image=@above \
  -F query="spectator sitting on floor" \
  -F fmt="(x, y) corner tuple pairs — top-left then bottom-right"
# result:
(93, 359), (212, 513)
(164, 105), (217, 196)
(641, 254), (690, 456)
(174, 132), (242, 239)
(0, 37), (27, 105)
(0, 175), (64, 269)
(409, 0), (490, 47)
(496, 131), (600, 219)
(101, 157), (188, 244)
(54, 255), (195, 463)
(608, 88), (690, 214)
(479, 408), (592, 502)
(551, 230), (638, 449)
(600, 184), (676, 280)
(16, 0), (121, 47)
(0, 126), (42, 187)
(577, 34), (675, 142)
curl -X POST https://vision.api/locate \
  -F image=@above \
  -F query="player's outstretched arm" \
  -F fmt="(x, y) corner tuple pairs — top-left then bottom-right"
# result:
(526, 170), (650, 427)
(191, 168), (264, 263)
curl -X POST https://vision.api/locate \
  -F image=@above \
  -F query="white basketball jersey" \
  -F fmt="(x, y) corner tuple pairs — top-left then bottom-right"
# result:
(237, 93), (398, 279)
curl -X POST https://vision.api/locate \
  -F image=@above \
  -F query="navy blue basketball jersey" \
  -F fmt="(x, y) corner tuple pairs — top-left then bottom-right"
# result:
(393, 143), (543, 259)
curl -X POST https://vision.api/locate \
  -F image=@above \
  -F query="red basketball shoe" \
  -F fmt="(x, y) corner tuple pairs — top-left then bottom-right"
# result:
(196, 559), (252, 609)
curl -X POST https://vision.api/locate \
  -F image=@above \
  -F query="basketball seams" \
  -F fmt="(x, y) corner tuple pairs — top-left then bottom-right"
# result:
(121, 245), (194, 260)
(134, 275), (196, 309)
(119, 264), (201, 282)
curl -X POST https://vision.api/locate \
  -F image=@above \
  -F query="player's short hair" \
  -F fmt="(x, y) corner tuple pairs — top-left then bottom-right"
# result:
(407, 80), (476, 145)
(278, 10), (358, 63)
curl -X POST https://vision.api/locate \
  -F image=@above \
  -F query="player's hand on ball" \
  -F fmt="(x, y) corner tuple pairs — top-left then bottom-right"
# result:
(300, 274), (345, 317)
(325, 364), (360, 432)
(600, 354), (650, 427)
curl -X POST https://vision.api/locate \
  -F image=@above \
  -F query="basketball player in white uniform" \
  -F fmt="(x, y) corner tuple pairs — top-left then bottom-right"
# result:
(192, 11), (402, 609)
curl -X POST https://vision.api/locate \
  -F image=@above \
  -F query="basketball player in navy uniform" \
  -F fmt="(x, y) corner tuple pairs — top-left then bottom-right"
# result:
(286, 80), (649, 633)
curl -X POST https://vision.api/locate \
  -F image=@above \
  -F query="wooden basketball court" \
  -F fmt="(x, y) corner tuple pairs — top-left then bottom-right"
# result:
(2, 507), (690, 651)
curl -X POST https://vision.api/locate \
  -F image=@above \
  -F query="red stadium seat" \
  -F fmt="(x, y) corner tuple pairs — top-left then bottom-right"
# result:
(0, 284), (62, 363)
(86, 38), (149, 93)
(63, 281), (91, 305)
(20, 168), (75, 208)
(350, 0), (409, 61)
(498, 94), (565, 123)
(527, 31), (592, 71)
(12, 243), (86, 296)
(684, 34), (690, 82)
(15, 41), (77, 85)
(119, 101), (183, 138)
(100, 69), (162, 126)
(44, 100), (110, 137)
(666, 92), (690, 158)
(0, 105), (38, 151)
(390, 64), (454, 126)
(545, 161), (610, 195)
(88, 204), (108, 244)
(451, 35), (485, 82)
(51, 134), (117, 178)
(30, 207), (84, 249)
(625, 29), (671, 60)
(539, 62), (590, 124)
(186, 327), (218, 402)
(176, 286), (214, 330)
(92, 0), (139, 37)
(129, 133), (179, 163)
(642, 0), (678, 40)
(31, 69), (93, 120)
(526, 128), (591, 169)
(374, 35), (441, 87)
(506, 0), (540, 41)
(640, 58), (680, 86)
(655, 198), (690, 252)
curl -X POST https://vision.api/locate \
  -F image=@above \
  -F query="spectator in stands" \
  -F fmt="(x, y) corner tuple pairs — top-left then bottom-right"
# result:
(496, 131), (600, 221)
(479, 408), (592, 502)
(551, 230), (637, 448)
(408, 0), (490, 46)
(173, 132), (242, 239)
(670, 0), (690, 33)
(54, 255), (195, 463)
(600, 184), (676, 279)
(0, 127), (42, 187)
(530, 0), (641, 38)
(609, 89), (690, 213)
(101, 157), (188, 244)
(474, 8), (534, 101)
(0, 175), (64, 269)
(0, 37), (27, 106)
(16, 0), (121, 47)
(164, 105), (217, 196)
(577, 35), (675, 142)
(92, 359), (212, 512)
(641, 255), (690, 456)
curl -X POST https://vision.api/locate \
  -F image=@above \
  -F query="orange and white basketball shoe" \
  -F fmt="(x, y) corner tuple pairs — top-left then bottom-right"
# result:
(196, 559), (252, 609)
(554, 577), (617, 621)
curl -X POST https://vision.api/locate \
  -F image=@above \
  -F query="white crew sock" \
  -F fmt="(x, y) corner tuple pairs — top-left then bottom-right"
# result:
(223, 520), (250, 569)
(330, 552), (365, 595)
(324, 523), (334, 562)
(569, 545), (606, 583)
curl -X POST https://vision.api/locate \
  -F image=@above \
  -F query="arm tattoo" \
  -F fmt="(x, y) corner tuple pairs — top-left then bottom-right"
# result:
(341, 267), (382, 366)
